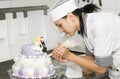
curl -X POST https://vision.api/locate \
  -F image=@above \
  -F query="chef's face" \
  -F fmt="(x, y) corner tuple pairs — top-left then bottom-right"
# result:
(54, 13), (80, 36)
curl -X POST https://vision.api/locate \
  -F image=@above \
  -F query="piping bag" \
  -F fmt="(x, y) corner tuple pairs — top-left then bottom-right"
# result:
(48, 36), (81, 56)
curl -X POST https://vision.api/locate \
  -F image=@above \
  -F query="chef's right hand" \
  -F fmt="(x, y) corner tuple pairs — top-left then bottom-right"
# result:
(52, 48), (68, 63)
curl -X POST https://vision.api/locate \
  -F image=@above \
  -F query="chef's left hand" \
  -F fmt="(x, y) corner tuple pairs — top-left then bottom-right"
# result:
(56, 43), (71, 59)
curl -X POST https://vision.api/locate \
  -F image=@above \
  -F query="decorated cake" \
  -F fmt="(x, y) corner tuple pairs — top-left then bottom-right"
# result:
(12, 37), (55, 78)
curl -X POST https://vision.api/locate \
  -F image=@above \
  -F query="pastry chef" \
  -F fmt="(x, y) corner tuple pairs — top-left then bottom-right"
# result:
(49, 0), (120, 79)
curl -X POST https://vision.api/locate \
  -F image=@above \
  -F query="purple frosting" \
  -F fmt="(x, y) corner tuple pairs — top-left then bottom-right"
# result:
(21, 44), (45, 56)
(18, 66), (28, 77)
(18, 66), (23, 76)
(34, 68), (41, 77)
(17, 67), (54, 78)
(48, 65), (54, 75)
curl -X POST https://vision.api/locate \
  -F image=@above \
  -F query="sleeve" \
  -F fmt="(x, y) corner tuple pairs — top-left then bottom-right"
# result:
(85, 47), (94, 56)
(93, 16), (116, 67)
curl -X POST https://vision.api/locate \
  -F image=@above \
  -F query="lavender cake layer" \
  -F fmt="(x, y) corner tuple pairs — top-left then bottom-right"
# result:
(21, 44), (44, 56)
(12, 63), (54, 78)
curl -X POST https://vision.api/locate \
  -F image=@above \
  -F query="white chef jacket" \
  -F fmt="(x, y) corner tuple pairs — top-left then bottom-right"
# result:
(83, 12), (120, 79)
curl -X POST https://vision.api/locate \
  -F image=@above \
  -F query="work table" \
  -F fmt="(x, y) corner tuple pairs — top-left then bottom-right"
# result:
(0, 50), (109, 79)
(0, 59), (109, 79)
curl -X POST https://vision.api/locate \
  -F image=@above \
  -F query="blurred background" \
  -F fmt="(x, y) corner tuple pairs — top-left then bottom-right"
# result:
(0, 0), (120, 63)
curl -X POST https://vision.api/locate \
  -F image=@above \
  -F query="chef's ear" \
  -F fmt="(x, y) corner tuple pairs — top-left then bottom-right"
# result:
(67, 12), (75, 20)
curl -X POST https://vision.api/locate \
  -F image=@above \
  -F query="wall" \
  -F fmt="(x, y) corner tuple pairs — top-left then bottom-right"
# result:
(75, 0), (120, 15)
(0, 0), (120, 62)
(0, 0), (60, 62)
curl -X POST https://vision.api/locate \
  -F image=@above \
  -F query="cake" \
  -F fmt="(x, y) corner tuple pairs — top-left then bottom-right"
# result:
(12, 37), (55, 78)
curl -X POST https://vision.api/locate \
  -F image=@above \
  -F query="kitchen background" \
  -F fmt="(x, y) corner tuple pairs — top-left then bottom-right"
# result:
(0, 0), (120, 63)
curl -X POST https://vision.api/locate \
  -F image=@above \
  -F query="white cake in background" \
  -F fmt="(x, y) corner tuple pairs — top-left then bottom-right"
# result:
(12, 37), (55, 78)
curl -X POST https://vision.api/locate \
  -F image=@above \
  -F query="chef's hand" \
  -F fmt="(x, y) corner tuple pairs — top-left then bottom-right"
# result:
(52, 46), (68, 63)
(55, 43), (71, 59)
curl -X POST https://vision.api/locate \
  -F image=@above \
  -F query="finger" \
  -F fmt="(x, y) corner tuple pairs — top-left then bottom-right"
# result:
(52, 52), (56, 58)
(55, 49), (63, 60)
(59, 56), (64, 62)
(52, 49), (58, 59)
(59, 55), (63, 62)
(60, 57), (68, 62)
(56, 52), (61, 60)
(58, 54), (61, 61)
(51, 49), (56, 57)
(56, 50), (63, 56)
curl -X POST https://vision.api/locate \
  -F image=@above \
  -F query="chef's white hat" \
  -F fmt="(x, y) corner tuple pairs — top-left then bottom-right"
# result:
(49, 0), (78, 21)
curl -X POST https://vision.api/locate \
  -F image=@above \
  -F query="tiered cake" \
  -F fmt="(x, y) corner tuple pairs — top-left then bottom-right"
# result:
(12, 37), (54, 78)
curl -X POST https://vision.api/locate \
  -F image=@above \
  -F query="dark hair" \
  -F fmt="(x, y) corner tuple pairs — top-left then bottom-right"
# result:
(72, 4), (101, 36)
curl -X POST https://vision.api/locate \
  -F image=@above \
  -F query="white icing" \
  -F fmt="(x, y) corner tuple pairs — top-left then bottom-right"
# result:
(31, 46), (43, 51)
(27, 68), (34, 77)
(14, 55), (51, 67)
